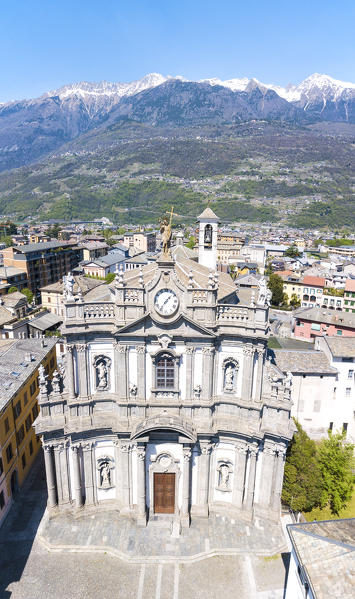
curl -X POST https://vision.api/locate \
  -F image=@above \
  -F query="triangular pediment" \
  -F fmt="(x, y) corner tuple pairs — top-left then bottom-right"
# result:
(116, 312), (215, 339)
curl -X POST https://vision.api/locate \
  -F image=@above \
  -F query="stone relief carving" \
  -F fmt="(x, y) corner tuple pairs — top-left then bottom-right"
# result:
(222, 358), (239, 393)
(92, 355), (112, 391)
(129, 383), (138, 397)
(157, 334), (173, 349)
(97, 456), (114, 489)
(216, 460), (233, 492)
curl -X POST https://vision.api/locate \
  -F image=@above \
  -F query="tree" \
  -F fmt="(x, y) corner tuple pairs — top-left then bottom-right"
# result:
(186, 236), (195, 249)
(21, 287), (34, 304)
(8, 286), (18, 294)
(317, 431), (354, 515)
(282, 421), (323, 512)
(105, 273), (115, 284)
(290, 293), (301, 308)
(285, 245), (301, 258)
(0, 235), (13, 247)
(267, 273), (285, 306)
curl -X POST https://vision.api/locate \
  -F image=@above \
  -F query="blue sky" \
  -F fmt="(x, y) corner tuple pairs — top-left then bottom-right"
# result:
(1, 0), (354, 102)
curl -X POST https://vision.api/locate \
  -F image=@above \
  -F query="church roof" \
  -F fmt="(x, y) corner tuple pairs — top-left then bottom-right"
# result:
(197, 206), (220, 221)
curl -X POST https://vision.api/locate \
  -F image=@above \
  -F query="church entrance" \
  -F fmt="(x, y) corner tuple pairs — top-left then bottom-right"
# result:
(154, 473), (175, 514)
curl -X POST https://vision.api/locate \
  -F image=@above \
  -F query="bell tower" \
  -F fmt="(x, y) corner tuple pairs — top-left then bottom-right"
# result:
(197, 206), (220, 270)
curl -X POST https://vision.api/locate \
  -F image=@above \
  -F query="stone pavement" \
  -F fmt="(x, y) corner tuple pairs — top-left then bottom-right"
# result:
(0, 453), (290, 599)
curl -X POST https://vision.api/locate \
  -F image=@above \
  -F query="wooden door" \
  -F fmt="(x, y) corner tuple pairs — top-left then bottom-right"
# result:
(154, 473), (175, 514)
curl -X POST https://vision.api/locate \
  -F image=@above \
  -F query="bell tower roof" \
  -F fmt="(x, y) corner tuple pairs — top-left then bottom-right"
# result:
(197, 206), (220, 221)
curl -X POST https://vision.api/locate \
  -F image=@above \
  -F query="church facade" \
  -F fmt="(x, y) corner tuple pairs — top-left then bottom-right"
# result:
(35, 208), (294, 527)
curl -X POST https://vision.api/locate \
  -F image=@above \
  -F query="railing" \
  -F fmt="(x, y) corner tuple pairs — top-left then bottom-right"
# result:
(217, 305), (251, 322)
(83, 303), (115, 319)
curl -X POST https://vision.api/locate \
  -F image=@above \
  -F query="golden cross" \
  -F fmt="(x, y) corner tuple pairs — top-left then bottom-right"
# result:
(166, 205), (179, 227)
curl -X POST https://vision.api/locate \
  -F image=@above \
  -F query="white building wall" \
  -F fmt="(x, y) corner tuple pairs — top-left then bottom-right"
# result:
(290, 374), (337, 440)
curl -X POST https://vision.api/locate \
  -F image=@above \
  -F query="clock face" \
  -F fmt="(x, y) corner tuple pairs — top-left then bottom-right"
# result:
(154, 288), (179, 316)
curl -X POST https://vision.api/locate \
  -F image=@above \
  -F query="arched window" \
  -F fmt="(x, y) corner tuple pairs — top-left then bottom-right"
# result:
(155, 353), (175, 389)
(204, 224), (212, 246)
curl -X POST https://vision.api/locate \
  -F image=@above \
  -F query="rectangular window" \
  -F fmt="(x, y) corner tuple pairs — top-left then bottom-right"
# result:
(32, 404), (39, 420)
(0, 457), (3, 476)
(311, 323), (321, 331)
(348, 370), (354, 379)
(50, 357), (55, 369)
(336, 330), (343, 336)
(329, 422), (333, 431)
(343, 423), (348, 433)
(29, 440), (33, 455)
(17, 425), (25, 445)
(25, 414), (32, 432)
(0, 491), (4, 510)
(346, 388), (351, 396)
(30, 381), (36, 395)
(6, 443), (13, 464)
(4, 417), (10, 434)
(313, 400), (321, 412)
(21, 453), (26, 469)
(23, 391), (28, 405)
(13, 401), (22, 419)
(156, 355), (175, 389)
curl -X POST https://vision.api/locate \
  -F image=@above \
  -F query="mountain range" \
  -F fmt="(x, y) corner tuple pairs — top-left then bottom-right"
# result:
(0, 72), (354, 172)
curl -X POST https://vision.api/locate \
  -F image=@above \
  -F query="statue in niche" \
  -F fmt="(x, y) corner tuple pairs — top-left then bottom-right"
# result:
(224, 361), (238, 392)
(97, 459), (113, 488)
(96, 360), (108, 390)
(217, 463), (231, 491)
(204, 224), (212, 245)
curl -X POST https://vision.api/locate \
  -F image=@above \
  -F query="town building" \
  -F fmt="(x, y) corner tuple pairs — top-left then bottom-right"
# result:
(0, 337), (57, 526)
(315, 336), (355, 442)
(0, 266), (28, 292)
(272, 349), (338, 440)
(216, 231), (245, 265)
(40, 275), (105, 317)
(34, 209), (294, 528)
(81, 253), (126, 278)
(123, 232), (156, 253)
(294, 307), (355, 339)
(344, 279), (355, 313)
(79, 241), (109, 262)
(285, 519), (355, 599)
(2, 242), (81, 296)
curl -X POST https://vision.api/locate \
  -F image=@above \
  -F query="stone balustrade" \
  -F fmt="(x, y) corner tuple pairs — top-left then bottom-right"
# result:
(217, 305), (251, 322)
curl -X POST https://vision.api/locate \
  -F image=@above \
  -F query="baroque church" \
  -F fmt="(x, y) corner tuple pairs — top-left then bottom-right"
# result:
(35, 208), (294, 527)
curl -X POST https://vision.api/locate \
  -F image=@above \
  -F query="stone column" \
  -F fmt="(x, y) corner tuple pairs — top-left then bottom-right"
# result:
(181, 445), (192, 525)
(54, 442), (70, 505)
(202, 348), (214, 400)
(76, 344), (88, 397)
(258, 440), (277, 509)
(253, 348), (265, 401)
(66, 345), (75, 399)
(82, 442), (95, 505)
(114, 343), (128, 398)
(244, 442), (258, 511)
(241, 346), (255, 401)
(117, 440), (131, 515)
(136, 444), (147, 526)
(136, 345), (146, 399)
(185, 348), (195, 399)
(232, 441), (248, 508)
(272, 444), (287, 512)
(195, 441), (212, 517)
(43, 445), (57, 507)
(71, 445), (83, 508)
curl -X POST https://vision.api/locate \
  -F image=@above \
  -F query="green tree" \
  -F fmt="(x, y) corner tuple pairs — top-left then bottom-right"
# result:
(267, 273), (285, 306)
(116, 227), (126, 235)
(21, 287), (34, 304)
(285, 245), (301, 258)
(0, 235), (13, 247)
(186, 236), (195, 249)
(290, 293), (301, 308)
(8, 286), (18, 293)
(46, 224), (61, 239)
(105, 272), (115, 284)
(317, 431), (354, 515)
(282, 421), (323, 512)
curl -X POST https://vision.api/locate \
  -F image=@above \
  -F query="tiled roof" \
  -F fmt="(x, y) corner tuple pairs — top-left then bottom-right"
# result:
(287, 519), (355, 599)
(0, 337), (57, 408)
(302, 275), (326, 287)
(324, 336), (355, 358)
(14, 241), (76, 253)
(197, 207), (220, 220)
(271, 349), (336, 374)
(40, 275), (104, 295)
(28, 312), (63, 331)
(296, 306), (355, 328)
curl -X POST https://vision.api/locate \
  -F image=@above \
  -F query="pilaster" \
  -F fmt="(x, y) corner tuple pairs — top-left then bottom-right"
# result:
(82, 442), (95, 505)
(201, 348), (215, 400)
(76, 343), (88, 397)
(116, 440), (131, 516)
(258, 440), (277, 509)
(66, 345), (75, 400)
(254, 347), (265, 401)
(71, 445), (83, 508)
(43, 445), (57, 508)
(272, 444), (287, 512)
(136, 345), (146, 399)
(192, 440), (212, 518)
(136, 444), (147, 526)
(114, 343), (129, 398)
(232, 441), (248, 508)
(185, 347), (195, 399)
(54, 442), (70, 505)
(181, 445), (192, 526)
(241, 346), (255, 401)
(244, 442), (258, 511)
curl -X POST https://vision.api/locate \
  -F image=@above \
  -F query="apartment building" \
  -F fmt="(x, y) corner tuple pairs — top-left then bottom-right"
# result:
(344, 279), (355, 313)
(2, 242), (81, 296)
(0, 337), (57, 526)
(294, 307), (355, 339)
(123, 232), (156, 253)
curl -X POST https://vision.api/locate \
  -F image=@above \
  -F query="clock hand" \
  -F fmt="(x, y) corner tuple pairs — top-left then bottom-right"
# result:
(162, 297), (170, 307)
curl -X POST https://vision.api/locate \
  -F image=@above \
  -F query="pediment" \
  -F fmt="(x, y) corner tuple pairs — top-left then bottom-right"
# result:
(116, 312), (215, 339)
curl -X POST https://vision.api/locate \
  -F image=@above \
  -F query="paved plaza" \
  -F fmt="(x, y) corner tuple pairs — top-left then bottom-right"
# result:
(0, 454), (290, 599)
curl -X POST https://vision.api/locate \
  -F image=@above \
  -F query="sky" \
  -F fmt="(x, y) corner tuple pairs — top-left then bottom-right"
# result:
(0, 0), (354, 102)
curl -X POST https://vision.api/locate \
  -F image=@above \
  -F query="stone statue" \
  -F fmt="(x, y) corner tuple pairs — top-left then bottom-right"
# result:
(257, 276), (268, 306)
(64, 271), (75, 299)
(97, 361), (108, 389)
(160, 218), (172, 256)
(224, 363), (235, 391)
(51, 370), (61, 395)
(99, 461), (111, 488)
(218, 464), (231, 490)
(284, 371), (293, 388)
